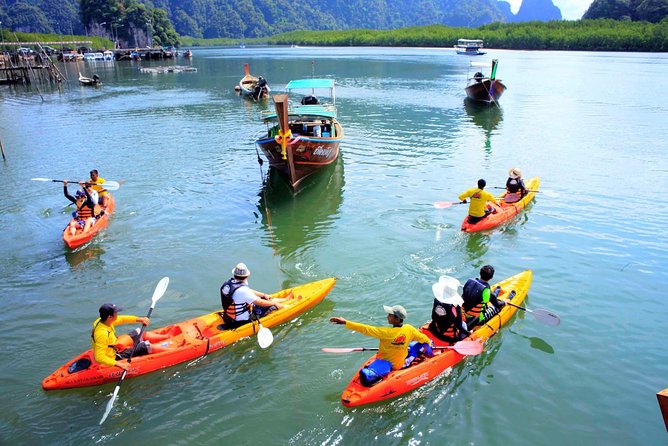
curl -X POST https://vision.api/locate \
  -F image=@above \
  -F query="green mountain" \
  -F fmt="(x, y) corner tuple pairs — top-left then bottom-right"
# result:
(584, 0), (668, 22)
(0, 0), (563, 39)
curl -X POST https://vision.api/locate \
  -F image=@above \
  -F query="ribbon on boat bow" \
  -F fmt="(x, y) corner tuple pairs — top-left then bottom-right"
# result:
(274, 129), (301, 160)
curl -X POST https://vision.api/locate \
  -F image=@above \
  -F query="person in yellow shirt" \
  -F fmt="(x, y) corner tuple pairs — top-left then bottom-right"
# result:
(90, 303), (169, 370)
(89, 169), (109, 208)
(330, 305), (432, 386)
(458, 178), (500, 224)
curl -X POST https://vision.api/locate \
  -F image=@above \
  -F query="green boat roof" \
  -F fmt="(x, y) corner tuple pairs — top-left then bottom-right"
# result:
(286, 79), (335, 90)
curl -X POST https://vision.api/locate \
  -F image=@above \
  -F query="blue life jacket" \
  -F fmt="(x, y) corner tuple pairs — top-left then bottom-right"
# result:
(463, 278), (490, 318)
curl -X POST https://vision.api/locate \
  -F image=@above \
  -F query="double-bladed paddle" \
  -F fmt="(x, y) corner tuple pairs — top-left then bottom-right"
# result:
(322, 339), (483, 356)
(32, 178), (120, 191)
(505, 302), (560, 326)
(99, 276), (169, 425)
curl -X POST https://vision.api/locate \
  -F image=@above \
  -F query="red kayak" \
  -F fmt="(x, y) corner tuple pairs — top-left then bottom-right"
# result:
(42, 278), (336, 390)
(339, 270), (532, 407)
(461, 177), (540, 232)
(62, 194), (115, 249)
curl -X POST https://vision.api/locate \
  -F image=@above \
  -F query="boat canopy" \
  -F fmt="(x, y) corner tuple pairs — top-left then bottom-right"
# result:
(286, 79), (335, 90)
(261, 105), (337, 121)
(457, 39), (483, 46)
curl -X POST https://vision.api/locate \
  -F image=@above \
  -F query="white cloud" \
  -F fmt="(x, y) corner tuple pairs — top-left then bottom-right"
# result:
(503, 0), (593, 20)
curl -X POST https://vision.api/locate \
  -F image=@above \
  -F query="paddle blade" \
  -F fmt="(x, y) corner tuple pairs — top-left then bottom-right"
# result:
(531, 309), (561, 326)
(452, 340), (484, 356)
(31, 177), (53, 182)
(100, 180), (120, 191)
(99, 384), (121, 425)
(151, 277), (170, 306)
(257, 325), (273, 349)
(321, 347), (365, 353)
(433, 201), (456, 209)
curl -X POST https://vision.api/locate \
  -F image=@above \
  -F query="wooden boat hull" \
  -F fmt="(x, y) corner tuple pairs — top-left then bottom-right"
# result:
(461, 177), (540, 232)
(42, 278), (336, 390)
(340, 271), (532, 407)
(465, 78), (506, 103)
(62, 194), (115, 249)
(256, 120), (343, 190)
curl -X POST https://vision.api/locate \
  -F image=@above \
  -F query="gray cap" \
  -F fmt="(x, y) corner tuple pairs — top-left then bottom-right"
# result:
(383, 305), (407, 320)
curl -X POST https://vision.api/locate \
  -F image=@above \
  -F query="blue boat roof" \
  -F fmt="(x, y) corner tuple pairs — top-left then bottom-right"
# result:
(286, 79), (335, 90)
(261, 105), (337, 121)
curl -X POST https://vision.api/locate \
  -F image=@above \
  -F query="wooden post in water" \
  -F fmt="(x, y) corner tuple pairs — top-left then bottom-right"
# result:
(658, 388), (668, 431)
(0, 133), (6, 161)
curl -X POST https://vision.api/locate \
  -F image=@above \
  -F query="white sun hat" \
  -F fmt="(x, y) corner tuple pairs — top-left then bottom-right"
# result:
(432, 275), (464, 307)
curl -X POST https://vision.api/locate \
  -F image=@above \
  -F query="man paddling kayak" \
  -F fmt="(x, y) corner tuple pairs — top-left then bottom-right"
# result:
(91, 303), (170, 371)
(458, 178), (500, 224)
(220, 263), (286, 329)
(463, 265), (505, 329)
(89, 169), (110, 207)
(330, 305), (433, 386)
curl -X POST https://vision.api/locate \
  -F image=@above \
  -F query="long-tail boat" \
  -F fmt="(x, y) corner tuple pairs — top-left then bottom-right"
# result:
(255, 79), (344, 190)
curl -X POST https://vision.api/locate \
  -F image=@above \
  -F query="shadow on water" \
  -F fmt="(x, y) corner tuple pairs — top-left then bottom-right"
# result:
(256, 156), (345, 259)
(508, 328), (555, 354)
(463, 98), (504, 154)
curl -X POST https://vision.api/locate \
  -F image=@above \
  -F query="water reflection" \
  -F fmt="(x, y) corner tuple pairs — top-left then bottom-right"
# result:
(460, 232), (491, 262)
(65, 245), (105, 270)
(463, 98), (504, 152)
(257, 157), (344, 257)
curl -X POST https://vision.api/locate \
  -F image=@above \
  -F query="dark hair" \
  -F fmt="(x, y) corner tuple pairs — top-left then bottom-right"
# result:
(480, 265), (495, 281)
(477, 179), (486, 189)
(90, 169), (98, 176)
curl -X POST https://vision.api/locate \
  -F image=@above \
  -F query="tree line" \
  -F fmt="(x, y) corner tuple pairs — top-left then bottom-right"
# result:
(260, 20), (668, 52)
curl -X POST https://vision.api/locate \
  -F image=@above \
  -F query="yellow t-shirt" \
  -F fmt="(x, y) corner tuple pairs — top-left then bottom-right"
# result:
(90, 177), (108, 196)
(90, 315), (138, 367)
(458, 188), (497, 217)
(345, 321), (431, 369)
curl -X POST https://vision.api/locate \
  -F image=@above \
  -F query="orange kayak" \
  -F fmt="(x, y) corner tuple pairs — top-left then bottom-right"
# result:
(62, 194), (115, 249)
(461, 177), (540, 232)
(42, 277), (336, 390)
(340, 271), (532, 407)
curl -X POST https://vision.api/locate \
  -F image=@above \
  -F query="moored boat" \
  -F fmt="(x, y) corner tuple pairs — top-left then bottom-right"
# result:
(461, 177), (540, 232)
(465, 59), (506, 104)
(238, 63), (270, 100)
(455, 38), (486, 56)
(42, 277), (336, 390)
(256, 79), (343, 190)
(340, 270), (532, 407)
(78, 72), (101, 86)
(62, 194), (115, 249)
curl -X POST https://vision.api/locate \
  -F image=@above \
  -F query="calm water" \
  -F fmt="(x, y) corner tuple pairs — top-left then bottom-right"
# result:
(1, 46), (667, 445)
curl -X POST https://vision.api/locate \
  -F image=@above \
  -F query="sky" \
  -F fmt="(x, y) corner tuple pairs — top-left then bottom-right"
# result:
(505, 0), (594, 20)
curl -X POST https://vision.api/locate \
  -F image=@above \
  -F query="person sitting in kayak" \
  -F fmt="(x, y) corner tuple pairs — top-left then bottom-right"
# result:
(504, 167), (527, 204)
(91, 303), (170, 371)
(89, 169), (110, 208)
(63, 180), (102, 236)
(330, 305), (433, 386)
(463, 265), (505, 330)
(220, 263), (286, 329)
(459, 179), (500, 224)
(428, 276), (470, 344)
